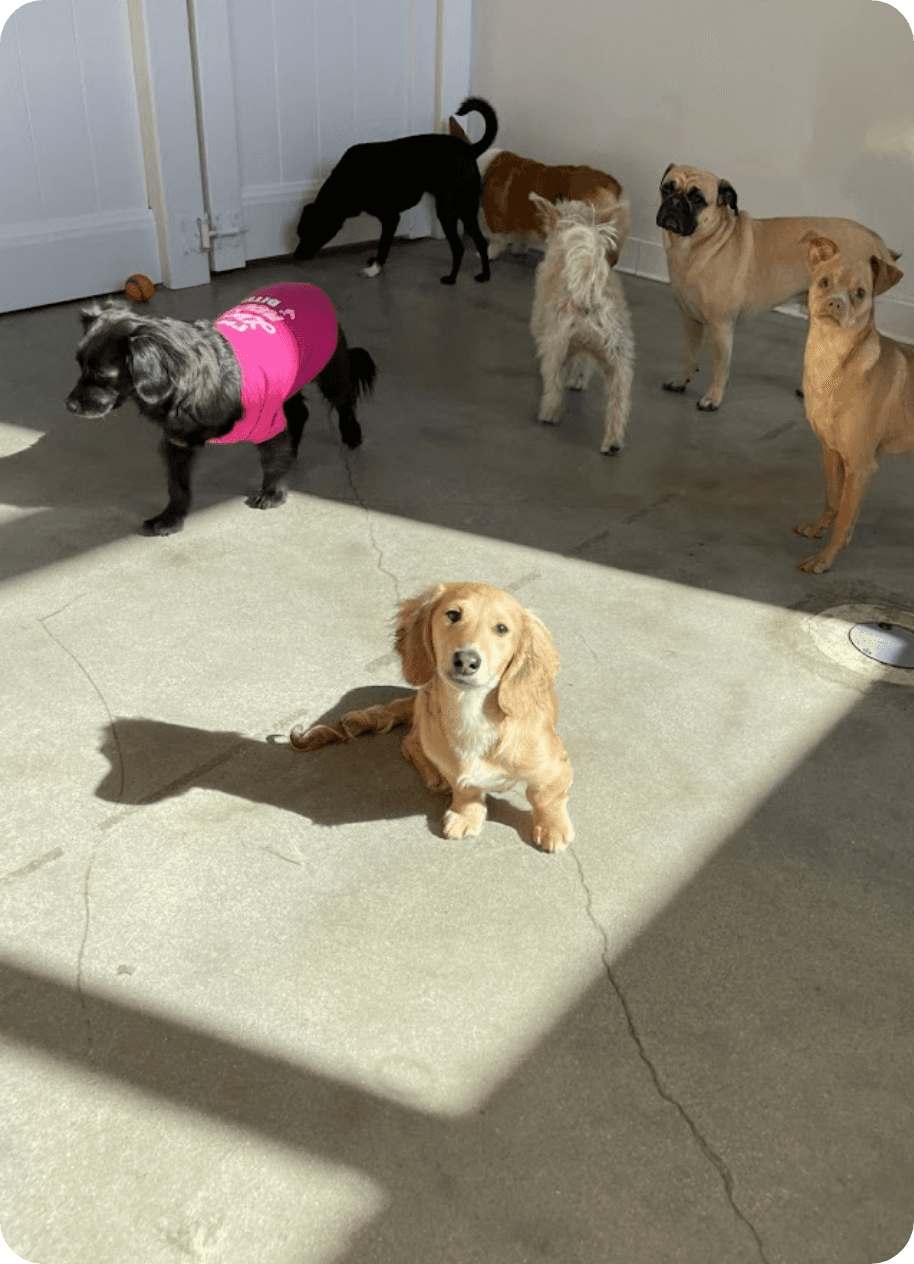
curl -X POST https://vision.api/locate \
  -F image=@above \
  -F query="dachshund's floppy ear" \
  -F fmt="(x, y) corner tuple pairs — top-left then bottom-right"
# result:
(717, 181), (738, 214)
(127, 333), (178, 408)
(394, 584), (447, 686)
(496, 613), (560, 721)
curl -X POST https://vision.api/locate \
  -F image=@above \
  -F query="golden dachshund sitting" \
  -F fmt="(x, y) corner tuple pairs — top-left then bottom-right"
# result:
(291, 582), (574, 851)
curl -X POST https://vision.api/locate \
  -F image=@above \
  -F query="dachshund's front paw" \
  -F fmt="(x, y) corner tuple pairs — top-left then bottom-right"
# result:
(531, 812), (574, 853)
(443, 806), (485, 838)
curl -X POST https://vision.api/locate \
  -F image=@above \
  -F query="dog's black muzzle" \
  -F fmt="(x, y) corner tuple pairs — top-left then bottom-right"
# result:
(65, 390), (115, 418)
(656, 195), (697, 237)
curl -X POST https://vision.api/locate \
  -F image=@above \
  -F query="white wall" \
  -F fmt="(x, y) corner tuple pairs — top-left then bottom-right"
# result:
(471, 0), (914, 340)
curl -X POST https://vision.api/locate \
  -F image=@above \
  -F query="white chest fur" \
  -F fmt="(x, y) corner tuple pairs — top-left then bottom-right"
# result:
(419, 684), (517, 792)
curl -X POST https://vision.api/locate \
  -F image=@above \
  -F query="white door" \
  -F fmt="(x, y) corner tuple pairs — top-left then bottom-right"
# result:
(0, 0), (160, 314)
(189, 0), (443, 270)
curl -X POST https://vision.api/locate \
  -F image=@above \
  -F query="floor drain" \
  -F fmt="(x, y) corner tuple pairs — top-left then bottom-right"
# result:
(848, 622), (914, 669)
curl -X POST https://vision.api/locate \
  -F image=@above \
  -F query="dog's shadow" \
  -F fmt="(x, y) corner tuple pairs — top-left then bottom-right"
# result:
(96, 685), (538, 847)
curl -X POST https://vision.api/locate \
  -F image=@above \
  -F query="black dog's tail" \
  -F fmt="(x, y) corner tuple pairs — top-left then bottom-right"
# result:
(349, 347), (378, 399)
(454, 96), (498, 159)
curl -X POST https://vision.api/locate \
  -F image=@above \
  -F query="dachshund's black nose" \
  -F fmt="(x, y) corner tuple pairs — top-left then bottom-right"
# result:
(452, 649), (481, 676)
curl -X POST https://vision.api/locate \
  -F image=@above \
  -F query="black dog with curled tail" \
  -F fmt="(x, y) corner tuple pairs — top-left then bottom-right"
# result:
(294, 97), (498, 286)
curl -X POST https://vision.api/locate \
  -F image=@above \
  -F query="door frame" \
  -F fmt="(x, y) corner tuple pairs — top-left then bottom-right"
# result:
(134, 0), (475, 284)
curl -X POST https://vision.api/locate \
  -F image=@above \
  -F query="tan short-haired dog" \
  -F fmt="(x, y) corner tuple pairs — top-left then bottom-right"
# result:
(657, 163), (901, 411)
(794, 236), (910, 573)
(449, 117), (630, 267)
(291, 583), (574, 852)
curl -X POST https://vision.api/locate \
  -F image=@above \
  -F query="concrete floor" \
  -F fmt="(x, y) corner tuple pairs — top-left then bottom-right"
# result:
(0, 237), (912, 1264)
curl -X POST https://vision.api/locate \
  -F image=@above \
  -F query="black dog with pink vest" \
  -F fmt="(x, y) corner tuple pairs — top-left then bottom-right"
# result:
(66, 282), (377, 536)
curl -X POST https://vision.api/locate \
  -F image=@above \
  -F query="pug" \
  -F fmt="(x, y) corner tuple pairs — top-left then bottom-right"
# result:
(656, 163), (901, 411)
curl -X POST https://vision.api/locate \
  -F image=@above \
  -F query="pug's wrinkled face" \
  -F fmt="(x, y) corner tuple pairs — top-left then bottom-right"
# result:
(656, 164), (738, 239)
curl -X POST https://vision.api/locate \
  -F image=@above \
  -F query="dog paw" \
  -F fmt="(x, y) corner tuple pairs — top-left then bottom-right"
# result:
(246, 489), (287, 510)
(473, 272), (490, 283)
(532, 821), (574, 853)
(600, 443), (621, 456)
(339, 426), (363, 450)
(442, 808), (485, 838)
(797, 551), (833, 574)
(662, 380), (688, 394)
(360, 262), (381, 279)
(793, 519), (830, 540)
(696, 396), (720, 412)
(141, 514), (184, 536)
(439, 275), (457, 286)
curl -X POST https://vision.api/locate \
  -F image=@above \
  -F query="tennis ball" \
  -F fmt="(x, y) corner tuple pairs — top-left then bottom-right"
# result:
(124, 274), (155, 303)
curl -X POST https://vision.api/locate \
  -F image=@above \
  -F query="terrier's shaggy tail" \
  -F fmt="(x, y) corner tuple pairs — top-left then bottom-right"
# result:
(560, 212), (622, 311)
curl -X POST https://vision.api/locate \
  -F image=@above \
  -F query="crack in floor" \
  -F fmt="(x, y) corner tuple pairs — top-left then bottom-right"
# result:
(342, 450), (403, 607)
(568, 846), (772, 1264)
(39, 610), (122, 1066)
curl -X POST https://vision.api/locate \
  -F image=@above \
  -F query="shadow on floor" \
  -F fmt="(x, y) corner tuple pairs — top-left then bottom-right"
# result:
(6, 688), (914, 1263)
(94, 687), (538, 847)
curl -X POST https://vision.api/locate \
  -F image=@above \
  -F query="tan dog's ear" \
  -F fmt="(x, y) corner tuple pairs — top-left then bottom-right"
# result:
(660, 162), (675, 183)
(717, 181), (738, 214)
(497, 613), (560, 721)
(394, 584), (446, 685)
(529, 191), (561, 234)
(449, 117), (470, 142)
(803, 234), (840, 273)
(872, 254), (904, 296)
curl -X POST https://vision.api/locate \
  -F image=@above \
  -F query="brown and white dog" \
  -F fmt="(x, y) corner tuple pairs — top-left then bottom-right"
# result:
(291, 582), (574, 851)
(794, 236), (910, 573)
(656, 163), (901, 411)
(449, 117), (630, 267)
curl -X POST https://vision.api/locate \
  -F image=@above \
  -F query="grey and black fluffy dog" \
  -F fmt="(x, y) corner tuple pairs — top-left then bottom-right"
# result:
(65, 298), (376, 536)
(293, 96), (498, 285)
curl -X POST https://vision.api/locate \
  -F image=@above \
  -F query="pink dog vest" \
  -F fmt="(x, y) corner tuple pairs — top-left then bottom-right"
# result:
(210, 283), (338, 445)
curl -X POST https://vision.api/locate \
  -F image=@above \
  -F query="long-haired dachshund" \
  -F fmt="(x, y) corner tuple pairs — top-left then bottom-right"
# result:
(291, 582), (574, 851)
(65, 283), (376, 535)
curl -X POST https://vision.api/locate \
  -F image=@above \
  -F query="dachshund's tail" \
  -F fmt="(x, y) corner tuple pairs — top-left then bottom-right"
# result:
(290, 695), (415, 750)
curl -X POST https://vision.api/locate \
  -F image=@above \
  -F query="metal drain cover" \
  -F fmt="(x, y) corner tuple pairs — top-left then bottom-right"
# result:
(848, 622), (914, 669)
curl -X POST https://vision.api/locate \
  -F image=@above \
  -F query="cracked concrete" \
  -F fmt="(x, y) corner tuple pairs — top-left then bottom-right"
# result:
(0, 242), (912, 1264)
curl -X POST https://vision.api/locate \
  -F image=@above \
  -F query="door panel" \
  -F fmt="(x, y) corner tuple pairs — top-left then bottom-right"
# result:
(0, 0), (160, 313)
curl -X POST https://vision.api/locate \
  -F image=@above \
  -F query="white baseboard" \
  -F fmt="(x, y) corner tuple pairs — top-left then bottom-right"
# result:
(0, 209), (161, 315)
